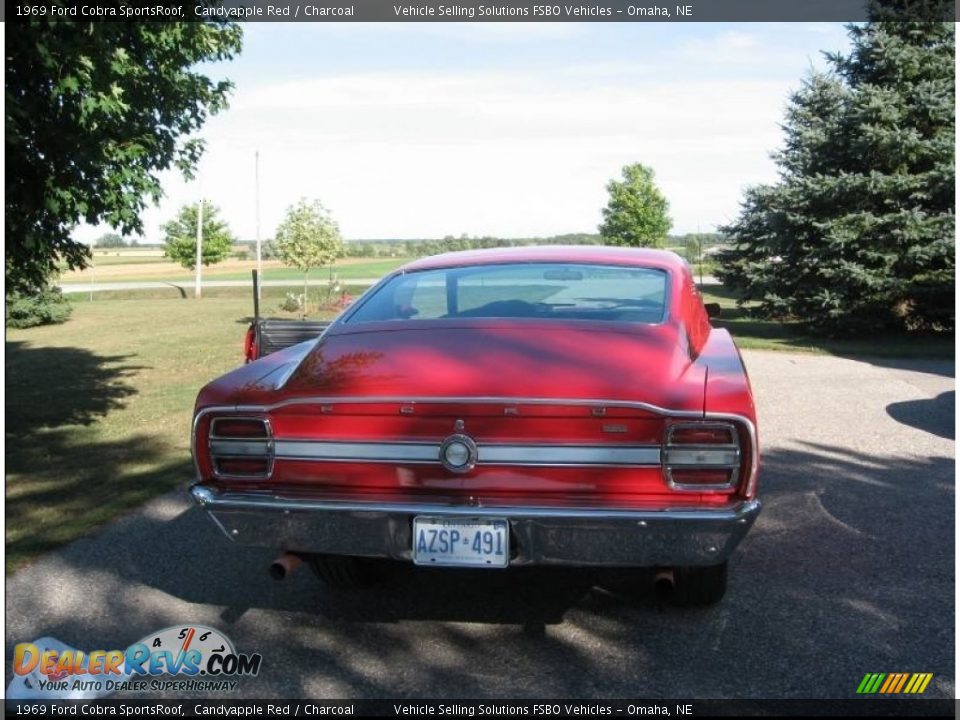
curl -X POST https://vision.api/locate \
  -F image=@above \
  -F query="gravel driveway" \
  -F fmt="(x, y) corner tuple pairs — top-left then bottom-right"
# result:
(5, 350), (954, 699)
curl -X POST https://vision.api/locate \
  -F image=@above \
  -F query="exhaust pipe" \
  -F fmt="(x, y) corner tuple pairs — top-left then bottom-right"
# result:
(269, 552), (303, 580)
(654, 567), (675, 598)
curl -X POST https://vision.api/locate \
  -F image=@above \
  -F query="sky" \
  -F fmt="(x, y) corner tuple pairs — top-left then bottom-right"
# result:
(73, 21), (853, 245)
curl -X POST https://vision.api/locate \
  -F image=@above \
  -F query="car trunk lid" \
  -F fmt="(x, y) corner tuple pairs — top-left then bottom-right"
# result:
(278, 321), (705, 412)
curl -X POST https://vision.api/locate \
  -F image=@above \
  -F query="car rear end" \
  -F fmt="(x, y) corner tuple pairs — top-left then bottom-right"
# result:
(190, 250), (760, 603)
(191, 397), (758, 570)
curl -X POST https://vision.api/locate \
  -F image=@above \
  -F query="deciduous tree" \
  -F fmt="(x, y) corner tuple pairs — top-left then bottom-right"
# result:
(275, 199), (345, 309)
(599, 163), (672, 248)
(95, 233), (126, 249)
(6, 19), (243, 294)
(162, 202), (235, 270)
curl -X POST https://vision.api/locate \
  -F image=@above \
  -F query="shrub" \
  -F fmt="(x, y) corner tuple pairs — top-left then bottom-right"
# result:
(6, 287), (72, 328)
(279, 292), (304, 314)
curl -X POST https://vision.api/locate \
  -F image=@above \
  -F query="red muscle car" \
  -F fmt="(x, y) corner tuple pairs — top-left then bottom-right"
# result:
(190, 246), (760, 605)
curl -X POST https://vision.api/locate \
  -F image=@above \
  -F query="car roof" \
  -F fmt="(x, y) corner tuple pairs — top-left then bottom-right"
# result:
(398, 245), (688, 274)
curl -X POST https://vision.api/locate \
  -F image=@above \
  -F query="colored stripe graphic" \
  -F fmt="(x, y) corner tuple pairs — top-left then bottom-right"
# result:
(879, 674), (896, 693)
(856, 673), (886, 694)
(893, 673), (910, 693)
(857, 672), (933, 694)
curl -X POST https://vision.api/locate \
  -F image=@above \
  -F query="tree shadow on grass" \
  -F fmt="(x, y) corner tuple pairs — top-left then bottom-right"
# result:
(5, 341), (192, 572)
(5, 340), (147, 433)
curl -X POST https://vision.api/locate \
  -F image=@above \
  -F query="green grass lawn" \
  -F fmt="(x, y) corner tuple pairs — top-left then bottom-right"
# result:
(5, 292), (354, 574)
(702, 287), (954, 359)
(57, 250), (166, 269)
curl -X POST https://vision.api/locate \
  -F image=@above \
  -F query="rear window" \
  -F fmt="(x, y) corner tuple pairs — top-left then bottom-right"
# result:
(346, 263), (668, 324)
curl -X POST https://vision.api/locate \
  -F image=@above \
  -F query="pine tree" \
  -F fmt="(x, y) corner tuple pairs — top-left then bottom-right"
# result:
(717, 13), (954, 334)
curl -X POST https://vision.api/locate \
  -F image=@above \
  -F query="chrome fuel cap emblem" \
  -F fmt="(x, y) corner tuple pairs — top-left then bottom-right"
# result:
(439, 433), (478, 474)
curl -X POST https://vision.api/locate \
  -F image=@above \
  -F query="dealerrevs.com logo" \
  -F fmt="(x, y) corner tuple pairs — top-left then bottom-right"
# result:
(10, 625), (262, 697)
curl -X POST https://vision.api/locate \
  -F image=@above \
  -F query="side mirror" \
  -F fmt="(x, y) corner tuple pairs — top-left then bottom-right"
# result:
(704, 302), (722, 320)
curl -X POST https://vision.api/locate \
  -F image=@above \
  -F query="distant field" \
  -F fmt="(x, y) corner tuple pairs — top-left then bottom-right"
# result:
(60, 256), (412, 284)
(85, 250), (167, 266)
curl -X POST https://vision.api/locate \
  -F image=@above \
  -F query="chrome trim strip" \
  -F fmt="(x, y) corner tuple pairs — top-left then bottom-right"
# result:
(480, 444), (661, 466)
(275, 440), (438, 463)
(210, 440), (272, 457)
(271, 439), (661, 467)
(193, 396), (706, 418)
(191, 484), (759, 522)
(663, 447), (740, 466)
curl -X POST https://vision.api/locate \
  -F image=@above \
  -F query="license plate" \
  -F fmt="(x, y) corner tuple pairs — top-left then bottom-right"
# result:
(412, 517), (509, 568)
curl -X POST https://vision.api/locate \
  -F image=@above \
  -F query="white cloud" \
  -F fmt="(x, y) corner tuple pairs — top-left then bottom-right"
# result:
(678, 30), (765, 65)
(73, 67), (793, 244)
(76, 23), (847, 245)
(716, 31), (761, 50)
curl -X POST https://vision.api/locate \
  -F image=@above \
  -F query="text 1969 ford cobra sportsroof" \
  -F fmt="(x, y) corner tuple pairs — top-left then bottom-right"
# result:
(190, 245), (760, 605)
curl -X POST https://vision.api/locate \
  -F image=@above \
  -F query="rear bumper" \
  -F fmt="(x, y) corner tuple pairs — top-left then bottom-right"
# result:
(190, 484), (761, 567)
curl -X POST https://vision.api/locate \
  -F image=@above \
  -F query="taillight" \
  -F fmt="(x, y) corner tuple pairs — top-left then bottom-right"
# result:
(663, 422), (741, 492)
(243, 325), (258, 364)
(209, 417), (272, 479)
(212, 418), (268, 438)
(215, 458), (270, 476)
(668, 425), (735, 445)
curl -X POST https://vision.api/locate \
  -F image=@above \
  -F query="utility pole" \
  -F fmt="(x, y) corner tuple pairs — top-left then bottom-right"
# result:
(697, 223), (704, 287)
(195, 196), (204, 299)
(255, 150), (262, 301)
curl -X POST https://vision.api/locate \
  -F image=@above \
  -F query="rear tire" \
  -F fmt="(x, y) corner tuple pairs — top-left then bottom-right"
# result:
(671, 562), (728, 606)
(308, 554), (380, 588)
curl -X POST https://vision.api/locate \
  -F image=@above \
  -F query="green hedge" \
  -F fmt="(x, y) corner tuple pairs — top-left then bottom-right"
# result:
(6, 287), (72, 328)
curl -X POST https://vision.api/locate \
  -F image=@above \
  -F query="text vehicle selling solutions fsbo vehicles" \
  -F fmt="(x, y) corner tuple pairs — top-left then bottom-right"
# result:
(190, 246), (760, 604)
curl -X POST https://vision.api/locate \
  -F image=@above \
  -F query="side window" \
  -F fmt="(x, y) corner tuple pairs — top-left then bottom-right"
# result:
(390, 277), (420, 319)
(405, 276), (447, 318)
